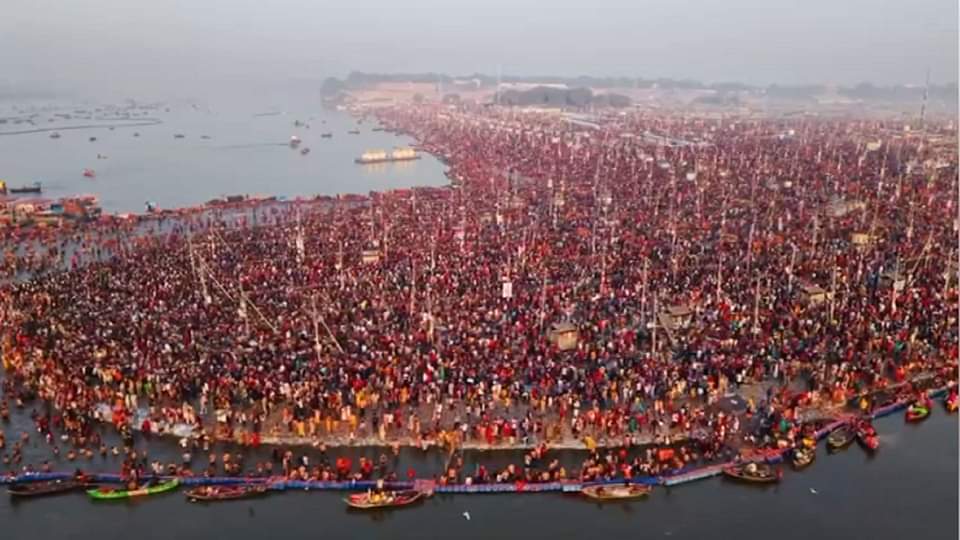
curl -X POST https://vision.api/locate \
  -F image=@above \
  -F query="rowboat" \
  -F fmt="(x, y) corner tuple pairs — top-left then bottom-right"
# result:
(905, 403), (930, 422)
(581, 484), (652, 500)
(791, 447), (816, 470)
(344, 490), (424, 510)
(186, 484), (268, 502)
(8, 478), (96, 498)
(827, 426), (855, 451)
(87, 479), (179, 500)
(8, 182), (42, 194)
(722, 463), (781, 484)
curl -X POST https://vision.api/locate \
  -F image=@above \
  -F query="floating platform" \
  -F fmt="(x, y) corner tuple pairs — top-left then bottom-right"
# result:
(354, 156), (421, 165)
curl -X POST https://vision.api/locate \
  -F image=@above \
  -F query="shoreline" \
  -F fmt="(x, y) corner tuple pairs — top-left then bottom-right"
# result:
(4, 384), (953, 493)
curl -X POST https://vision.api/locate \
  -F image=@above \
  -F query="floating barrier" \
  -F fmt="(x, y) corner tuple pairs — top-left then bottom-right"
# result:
(661, 463), (729, 486)
(435, 481), (568, 494)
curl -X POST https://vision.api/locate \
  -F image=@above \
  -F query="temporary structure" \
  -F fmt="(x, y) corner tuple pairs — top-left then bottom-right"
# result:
(548, 322), (579, 351)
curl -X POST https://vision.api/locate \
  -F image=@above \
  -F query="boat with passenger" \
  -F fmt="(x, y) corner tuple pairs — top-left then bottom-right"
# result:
(185, 484), (268, 502)
(944, 391), (958, 413)
(87, 478), (179, 500)
(791, 447), (816, 469)
(344, 489), (424, 510)
(827, 426), (855, 451)
(722, 462), (781, 484)
(856, 421), (880, 452)
(8, 475), (97, 498)
(905, 399), (931, 422)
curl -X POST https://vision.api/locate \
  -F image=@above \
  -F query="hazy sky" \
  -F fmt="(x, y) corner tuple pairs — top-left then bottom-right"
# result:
(3, 0), (957, 97)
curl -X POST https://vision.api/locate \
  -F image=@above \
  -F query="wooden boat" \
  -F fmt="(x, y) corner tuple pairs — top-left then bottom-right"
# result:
(87, 478), (179, 500)
(827, 426), (855, 451)
(186, 484), (267, 502)
(320, 133), (333, 138)
(722, 463), (780, 484)
(8, 478), (95, 498)
(856, 424), (880, 452)
(581, 484), (652, 500)
(791, 447), (816, 470)
(344, 489), (423, 510)
(905, 403), (931, 422)
(347, 129), (361, 135)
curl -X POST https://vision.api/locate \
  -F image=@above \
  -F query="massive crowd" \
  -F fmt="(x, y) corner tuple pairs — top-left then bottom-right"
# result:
(1, 104), (957, 481)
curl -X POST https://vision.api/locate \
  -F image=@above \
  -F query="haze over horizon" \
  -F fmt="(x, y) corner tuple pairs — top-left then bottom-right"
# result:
(3, 0), (957, 100)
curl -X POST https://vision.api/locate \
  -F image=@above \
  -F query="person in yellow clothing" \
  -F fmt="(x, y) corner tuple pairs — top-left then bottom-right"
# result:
(582, 435), (597, 451)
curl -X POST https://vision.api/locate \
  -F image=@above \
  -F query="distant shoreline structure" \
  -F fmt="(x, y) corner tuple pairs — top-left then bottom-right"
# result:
(322, 72), (958, 113)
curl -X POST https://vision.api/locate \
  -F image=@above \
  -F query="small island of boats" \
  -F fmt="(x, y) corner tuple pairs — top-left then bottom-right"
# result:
(354, 147), (420, 164)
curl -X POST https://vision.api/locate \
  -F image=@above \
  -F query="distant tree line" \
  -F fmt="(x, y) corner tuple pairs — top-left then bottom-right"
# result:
(321, 72), (958, 106)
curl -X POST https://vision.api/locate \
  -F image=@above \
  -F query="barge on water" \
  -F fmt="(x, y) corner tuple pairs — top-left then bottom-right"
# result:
(9, 182), (42, 195)
(355, 148), (421, 165)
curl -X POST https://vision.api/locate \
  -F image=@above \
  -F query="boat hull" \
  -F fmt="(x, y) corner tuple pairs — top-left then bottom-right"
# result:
(8, 479), (94, 498)
(791, 449), (816, 470)
(581, 484), (652, 500)
(344, 490), (423, 510)
(905, 408), (930, 422)
(945, 396), (958, 413)
(722, 465), (780, 484)
(827, 427), (855, 451)
(87, 479), (179, 500)
(186, 485), (267, 502)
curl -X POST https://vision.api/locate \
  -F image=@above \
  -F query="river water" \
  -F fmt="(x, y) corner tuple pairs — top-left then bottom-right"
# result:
(0, 94), (447, 214)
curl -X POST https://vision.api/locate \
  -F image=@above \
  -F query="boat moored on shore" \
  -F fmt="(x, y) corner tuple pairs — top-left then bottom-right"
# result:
(905, 400), (931, 422)
(791, 447), (816, 469)
(8, 478), (97, 498)
(722, 463), (781, 484)
(186, 484), (268, 502)
(581, 484), (652, 500)
(827, 426), (855, 451)
(87, 479), (179, 501)
(345, 489), (424, 510)
(856, 422), (880, 452)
